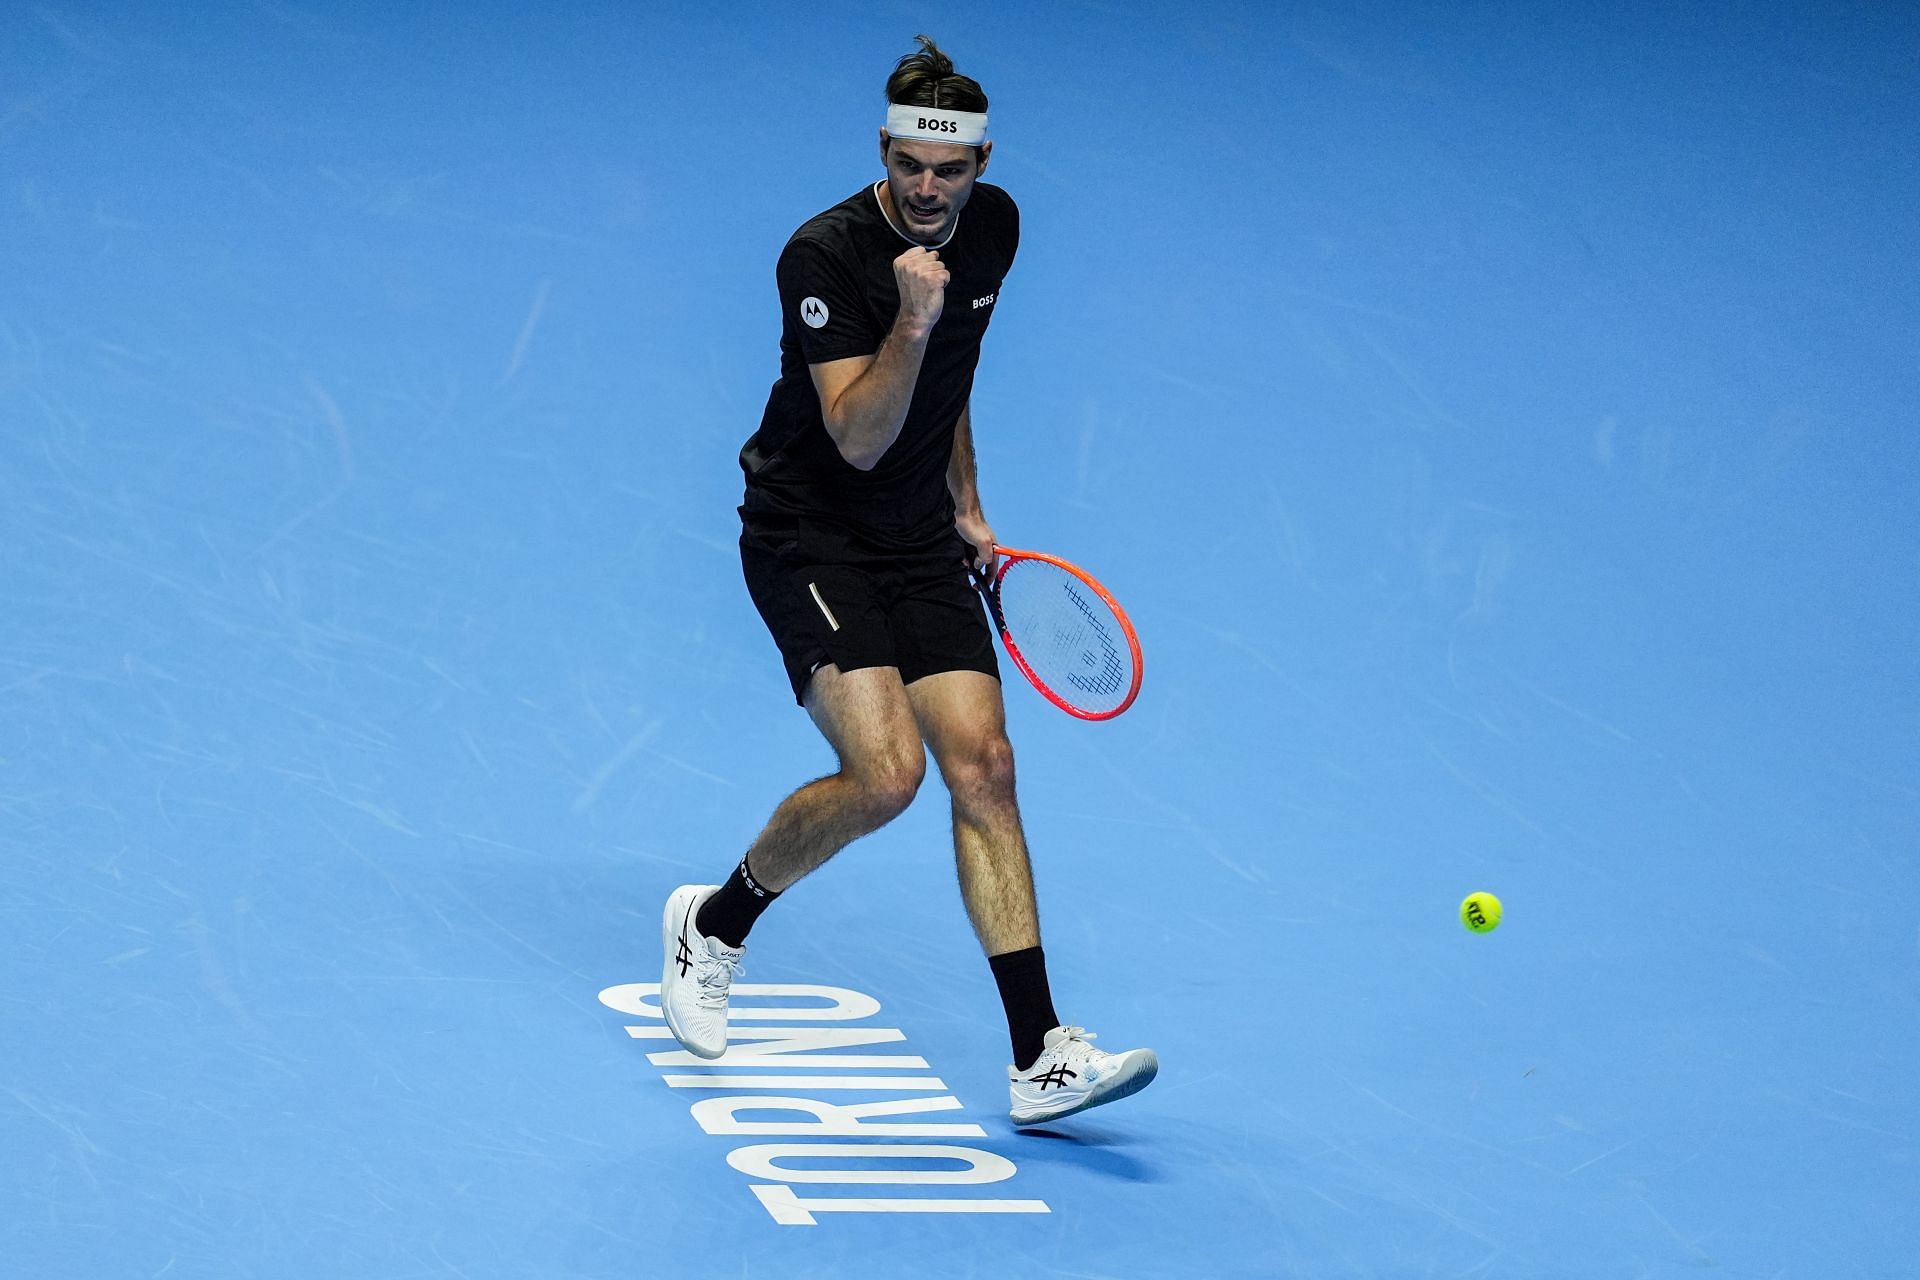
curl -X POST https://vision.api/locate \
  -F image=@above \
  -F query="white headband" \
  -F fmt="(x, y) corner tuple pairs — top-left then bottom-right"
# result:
(885, 103), (989, 146)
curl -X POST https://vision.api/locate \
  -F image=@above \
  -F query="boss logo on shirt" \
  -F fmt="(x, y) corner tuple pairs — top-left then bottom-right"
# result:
(973, 293), (997, 310)
(800, 297), (829, 329)
(919, 117), (959, 134)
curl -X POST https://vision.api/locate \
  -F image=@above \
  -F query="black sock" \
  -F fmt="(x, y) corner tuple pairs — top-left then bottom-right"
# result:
(694, 855), (781, 948)
(989, 946), (1060, 1071)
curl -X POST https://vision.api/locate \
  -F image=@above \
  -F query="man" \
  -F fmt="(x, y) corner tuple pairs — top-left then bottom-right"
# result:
(660, 36), (1156, 1126)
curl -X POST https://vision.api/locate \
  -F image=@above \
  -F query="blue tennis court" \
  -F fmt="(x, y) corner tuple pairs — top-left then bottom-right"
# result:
(4, 4), (1915, 1276)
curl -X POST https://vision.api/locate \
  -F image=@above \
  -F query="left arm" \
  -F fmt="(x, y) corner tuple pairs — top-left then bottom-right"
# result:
(949, 402), (996, 572)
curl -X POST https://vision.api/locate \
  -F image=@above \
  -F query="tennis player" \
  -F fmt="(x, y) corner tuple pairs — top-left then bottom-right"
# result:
(658, 37), (1155, 1125)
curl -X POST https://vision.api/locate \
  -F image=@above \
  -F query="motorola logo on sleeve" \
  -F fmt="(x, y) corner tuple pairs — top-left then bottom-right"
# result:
(800, 297), (829, 329)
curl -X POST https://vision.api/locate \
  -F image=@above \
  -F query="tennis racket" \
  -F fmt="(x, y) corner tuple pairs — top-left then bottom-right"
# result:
(968, 545), (1144, 721)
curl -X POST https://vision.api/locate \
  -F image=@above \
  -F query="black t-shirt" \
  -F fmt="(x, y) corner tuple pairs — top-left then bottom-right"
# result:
(739, 180), (1019, 550)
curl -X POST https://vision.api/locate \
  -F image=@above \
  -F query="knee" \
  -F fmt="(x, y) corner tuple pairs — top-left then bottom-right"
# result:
(947, 735), (1017, 810)
(847, 749), (926, 822)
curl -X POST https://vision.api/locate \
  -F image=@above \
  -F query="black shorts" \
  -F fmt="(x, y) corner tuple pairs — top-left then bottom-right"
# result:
(739, 513), (1000, 705)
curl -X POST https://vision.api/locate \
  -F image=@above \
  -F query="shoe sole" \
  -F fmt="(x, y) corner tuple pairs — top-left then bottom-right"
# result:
(660, 886), (725, 1060)
(1011, 1049), (1159, 1126)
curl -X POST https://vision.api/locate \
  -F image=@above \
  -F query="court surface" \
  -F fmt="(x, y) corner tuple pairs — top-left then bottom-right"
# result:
(4, 4), (1916, 1277)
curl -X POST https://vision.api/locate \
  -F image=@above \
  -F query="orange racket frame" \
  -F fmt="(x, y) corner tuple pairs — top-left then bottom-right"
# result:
(969, 544), (1144, 721)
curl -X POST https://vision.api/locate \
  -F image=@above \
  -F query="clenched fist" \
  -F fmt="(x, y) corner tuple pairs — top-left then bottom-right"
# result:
(893, 246), (949, 339)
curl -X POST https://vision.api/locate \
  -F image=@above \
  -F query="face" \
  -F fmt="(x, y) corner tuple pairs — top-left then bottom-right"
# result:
(878, 133), (991, 244)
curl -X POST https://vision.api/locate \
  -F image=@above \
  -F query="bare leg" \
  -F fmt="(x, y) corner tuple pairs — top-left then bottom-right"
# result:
(664, 665), (929, 1060)
(742, 664), (927, 893)
(907, 670), (1040, 955)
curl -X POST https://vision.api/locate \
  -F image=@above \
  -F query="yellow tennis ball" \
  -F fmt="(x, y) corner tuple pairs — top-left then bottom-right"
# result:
(1460, 891), (1502, 933)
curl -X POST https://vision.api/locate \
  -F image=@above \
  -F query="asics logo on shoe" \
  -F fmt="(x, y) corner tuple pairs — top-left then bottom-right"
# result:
(675, 907), (695, 978)
(1030, 1064), (1079, 1091)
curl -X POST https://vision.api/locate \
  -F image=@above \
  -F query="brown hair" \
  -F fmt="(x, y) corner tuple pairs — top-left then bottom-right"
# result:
(886, 35), (987, 113)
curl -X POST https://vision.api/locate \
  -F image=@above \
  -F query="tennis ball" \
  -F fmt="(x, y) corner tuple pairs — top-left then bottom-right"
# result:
(1460, 891), (1502, 933)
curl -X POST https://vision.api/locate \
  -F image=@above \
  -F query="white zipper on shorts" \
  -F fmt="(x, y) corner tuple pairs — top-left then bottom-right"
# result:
(808, 582), (841, 632)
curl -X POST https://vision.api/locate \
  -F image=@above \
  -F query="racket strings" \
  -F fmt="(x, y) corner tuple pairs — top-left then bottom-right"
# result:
(997, 560), (1130, 711)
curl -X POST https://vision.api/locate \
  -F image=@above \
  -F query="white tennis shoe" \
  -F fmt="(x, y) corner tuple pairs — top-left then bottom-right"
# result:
(1008, 1025), (1158, 1125)
(660, 885), (744, 1060)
